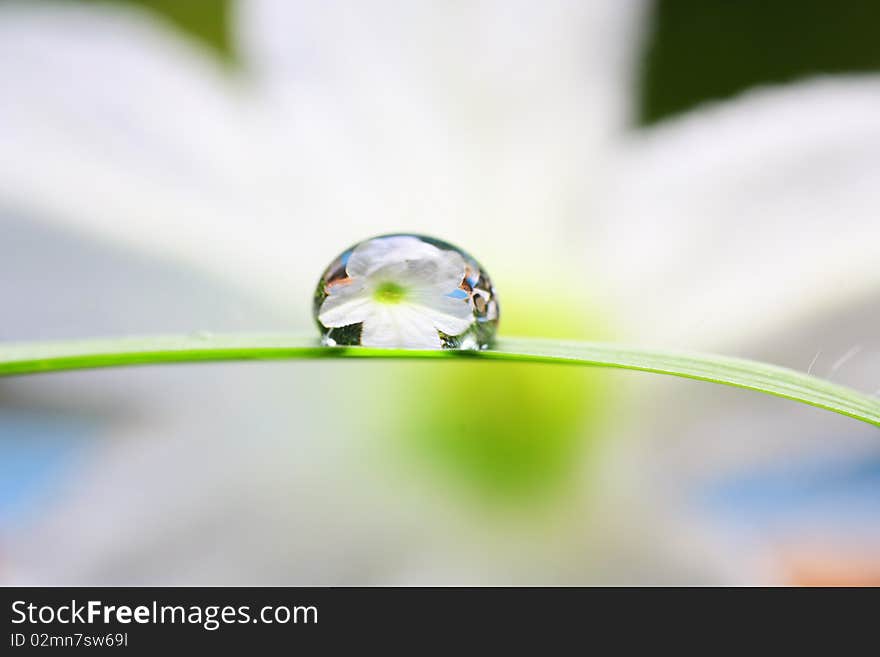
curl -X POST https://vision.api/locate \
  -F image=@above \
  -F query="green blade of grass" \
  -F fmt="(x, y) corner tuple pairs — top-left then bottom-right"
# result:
(0, 334), (877, 428)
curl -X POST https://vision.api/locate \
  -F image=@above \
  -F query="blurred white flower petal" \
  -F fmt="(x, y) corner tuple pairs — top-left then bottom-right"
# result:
(0, 0), (647, 320)
(234, 0), (644, 260)
(595, 77), (880, 348)
(0, 2), (311, 317)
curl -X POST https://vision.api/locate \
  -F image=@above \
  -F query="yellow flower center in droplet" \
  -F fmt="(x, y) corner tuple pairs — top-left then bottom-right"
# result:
(373, 281), (407, 304)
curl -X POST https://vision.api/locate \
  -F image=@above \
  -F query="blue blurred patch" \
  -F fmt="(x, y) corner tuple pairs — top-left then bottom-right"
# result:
(447, 289), (468, 299)
(698, 454), (880, 532)
(0, 410), (98, 528)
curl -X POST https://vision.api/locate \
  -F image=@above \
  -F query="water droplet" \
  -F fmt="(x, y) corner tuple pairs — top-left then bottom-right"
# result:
(314, 234), (499, 349)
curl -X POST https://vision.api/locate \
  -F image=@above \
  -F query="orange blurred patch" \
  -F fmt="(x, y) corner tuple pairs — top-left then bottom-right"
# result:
(781, 547), (880, 586)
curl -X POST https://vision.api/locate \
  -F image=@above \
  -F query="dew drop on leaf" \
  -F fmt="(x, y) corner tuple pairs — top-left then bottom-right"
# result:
(313, 234), (499, 350)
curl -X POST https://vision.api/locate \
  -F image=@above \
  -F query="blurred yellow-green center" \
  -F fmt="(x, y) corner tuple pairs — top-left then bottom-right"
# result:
(382, 285), (615, 511)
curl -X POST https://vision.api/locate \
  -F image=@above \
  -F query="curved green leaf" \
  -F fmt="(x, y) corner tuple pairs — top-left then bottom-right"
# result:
(0, 334), (877, 428)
